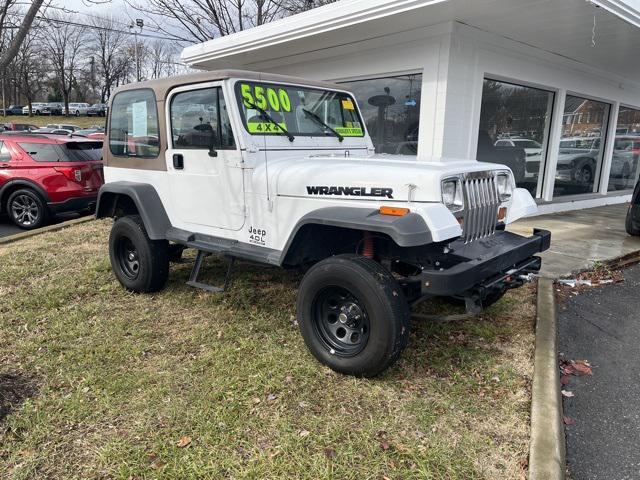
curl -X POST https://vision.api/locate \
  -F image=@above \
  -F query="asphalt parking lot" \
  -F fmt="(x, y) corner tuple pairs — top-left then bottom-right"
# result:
(0, 216), (23, 238)
(0, 214), (82, 239)
(559, 264), (640, 480)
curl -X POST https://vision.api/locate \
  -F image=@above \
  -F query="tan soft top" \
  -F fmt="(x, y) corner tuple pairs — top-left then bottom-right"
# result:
(111, 69), (344, 103)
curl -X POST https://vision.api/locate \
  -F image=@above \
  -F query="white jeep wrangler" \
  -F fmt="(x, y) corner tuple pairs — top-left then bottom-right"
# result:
(97, 70), (550, 377)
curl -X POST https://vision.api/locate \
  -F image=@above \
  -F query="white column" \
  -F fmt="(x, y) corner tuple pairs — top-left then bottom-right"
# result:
(541, 89), (566, 202)
(598, 101), (619, 194)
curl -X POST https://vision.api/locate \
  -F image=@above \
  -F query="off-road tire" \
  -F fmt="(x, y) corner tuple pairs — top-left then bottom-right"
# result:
(297, 254), (410, 377)
(109, 215), (169, 293)
(7, 188), (48, 230)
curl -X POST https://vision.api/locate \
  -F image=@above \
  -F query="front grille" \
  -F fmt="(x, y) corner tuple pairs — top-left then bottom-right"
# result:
(461, 171), (500, 243)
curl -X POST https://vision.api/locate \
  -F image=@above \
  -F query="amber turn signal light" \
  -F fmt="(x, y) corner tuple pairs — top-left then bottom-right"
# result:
(497, 207), (507, 221)
(379, 206), (410, 216)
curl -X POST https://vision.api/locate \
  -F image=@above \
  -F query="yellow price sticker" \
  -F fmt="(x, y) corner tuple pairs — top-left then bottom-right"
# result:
(341, 99), (355, 110)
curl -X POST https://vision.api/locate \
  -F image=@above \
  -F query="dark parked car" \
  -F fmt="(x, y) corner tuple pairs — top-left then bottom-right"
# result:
(4, 122), (38, 132)
(477, 130), (527, 182)
(42, 103), (64, 115)
(87, 103), (107, 117)
(626, 180), (640, 236)
(0, 132), (104, 229)
(1, 105), (25, 115)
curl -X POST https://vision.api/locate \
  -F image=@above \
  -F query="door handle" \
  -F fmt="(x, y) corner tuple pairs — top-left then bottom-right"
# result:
(173, 153), (184, 170)
(0, 163), (9, 169)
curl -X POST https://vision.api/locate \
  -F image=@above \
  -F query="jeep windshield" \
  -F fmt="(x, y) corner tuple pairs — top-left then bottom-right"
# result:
(235, 80), (365, 138)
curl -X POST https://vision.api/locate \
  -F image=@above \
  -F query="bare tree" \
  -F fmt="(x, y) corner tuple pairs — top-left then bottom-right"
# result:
(41, 13), (86, 115)
(278, 0), (337, 14)
(89, 15), (129, 102)
(0, 0), (46, 72)
(126, 0), (285, 43)
(15, 31), (45, 115)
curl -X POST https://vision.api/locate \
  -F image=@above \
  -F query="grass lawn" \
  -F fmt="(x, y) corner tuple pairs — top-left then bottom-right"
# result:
(0, 115), (105, 129)
(0, 220), (536, 479)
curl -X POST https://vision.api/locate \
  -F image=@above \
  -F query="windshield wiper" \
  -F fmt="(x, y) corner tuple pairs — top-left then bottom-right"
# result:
(302, 108), (344, 142)
(244, 100), (295, 142)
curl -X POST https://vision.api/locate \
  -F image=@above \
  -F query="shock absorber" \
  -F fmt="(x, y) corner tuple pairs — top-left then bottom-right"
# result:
(362, 231), (374, 259)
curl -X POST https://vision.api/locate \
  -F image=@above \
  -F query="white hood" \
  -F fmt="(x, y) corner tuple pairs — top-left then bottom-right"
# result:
(271, 154), (510, 203)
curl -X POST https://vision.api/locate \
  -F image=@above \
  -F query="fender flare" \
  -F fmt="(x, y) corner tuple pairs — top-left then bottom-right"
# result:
(0, 179), (52, 210)
(280, 206), (433, 262)
(96, 181), (170, 240)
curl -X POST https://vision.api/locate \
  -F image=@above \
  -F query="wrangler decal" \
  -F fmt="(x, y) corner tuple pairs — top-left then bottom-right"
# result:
(306, 186), (394, 199)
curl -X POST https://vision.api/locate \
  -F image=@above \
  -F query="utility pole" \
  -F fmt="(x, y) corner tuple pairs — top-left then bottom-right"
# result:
(129, 19), (144, 82)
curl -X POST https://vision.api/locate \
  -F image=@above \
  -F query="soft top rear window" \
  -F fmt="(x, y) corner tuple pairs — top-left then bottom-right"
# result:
(109, 89), (160, 158)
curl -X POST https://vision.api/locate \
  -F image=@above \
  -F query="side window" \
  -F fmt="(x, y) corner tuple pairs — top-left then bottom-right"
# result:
(0, 142), (10, 162)
(109, 89), (160, 158)
(170, 87), (236, 150)
(17, 143), (63, 162)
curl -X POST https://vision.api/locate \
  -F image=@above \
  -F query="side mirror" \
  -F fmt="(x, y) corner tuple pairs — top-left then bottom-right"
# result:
(208, 132), (219, 157)
(208, 148), (218, 158)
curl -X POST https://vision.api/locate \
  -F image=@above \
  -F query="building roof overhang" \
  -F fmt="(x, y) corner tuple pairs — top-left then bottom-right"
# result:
(181, 0), (640, 82)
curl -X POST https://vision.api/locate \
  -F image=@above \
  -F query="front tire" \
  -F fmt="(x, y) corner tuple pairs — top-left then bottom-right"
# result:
(297, 254), (410, 377)
(109, 215), (169, 293)
(7, 189), (47, 230)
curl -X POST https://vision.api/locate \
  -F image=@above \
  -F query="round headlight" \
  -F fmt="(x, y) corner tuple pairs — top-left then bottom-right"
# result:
(441, 178), (463, 212)
(496, 172), (514, 202)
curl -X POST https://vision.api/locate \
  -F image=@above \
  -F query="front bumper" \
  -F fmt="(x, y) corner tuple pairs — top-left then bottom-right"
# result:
(418, 228), (551, 297)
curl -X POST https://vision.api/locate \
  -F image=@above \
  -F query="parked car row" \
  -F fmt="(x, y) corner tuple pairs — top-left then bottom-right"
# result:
(3, 103), (108, 117)
(0, 132), (104, 229)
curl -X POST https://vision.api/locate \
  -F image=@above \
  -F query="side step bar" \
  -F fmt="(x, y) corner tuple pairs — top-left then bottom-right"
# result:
(186, 250), (235, 293)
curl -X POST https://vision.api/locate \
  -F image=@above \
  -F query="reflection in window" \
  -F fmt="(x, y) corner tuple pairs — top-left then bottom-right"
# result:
(477, 79), (554, 197)
(608, 106), (640, 192)
(340, 74), (422, 155)
(171, 87), (235, 150)
(555, 95), (610, 197)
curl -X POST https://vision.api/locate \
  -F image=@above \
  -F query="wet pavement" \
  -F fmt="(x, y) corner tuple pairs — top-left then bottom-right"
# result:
(558, 264), (640, 480)
(509, 203), (640, 278)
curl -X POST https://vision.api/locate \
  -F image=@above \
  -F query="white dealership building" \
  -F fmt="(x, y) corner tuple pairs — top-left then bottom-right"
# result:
(182, 0), (640, 214)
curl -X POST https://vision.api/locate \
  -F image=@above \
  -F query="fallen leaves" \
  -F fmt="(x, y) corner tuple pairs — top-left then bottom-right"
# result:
(298, 429), (310, 438)
(560, 359), (593, 377)
(563, 416), (575, 425)
(176, 436), (192, 448)
(561, 390), (575, 398)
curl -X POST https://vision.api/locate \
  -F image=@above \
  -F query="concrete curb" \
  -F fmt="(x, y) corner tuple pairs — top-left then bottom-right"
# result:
(529, 278), (565, 480)
(0, 216), (94, 246)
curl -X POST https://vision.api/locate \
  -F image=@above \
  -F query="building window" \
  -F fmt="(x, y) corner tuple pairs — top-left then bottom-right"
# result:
(607, 106), (640, 192)
(477, 78), (555, 197)
(554, 95), (610, 197)
(339, 74), (422, 155)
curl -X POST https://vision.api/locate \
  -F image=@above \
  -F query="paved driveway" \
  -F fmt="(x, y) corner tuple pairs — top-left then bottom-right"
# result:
(509, 203), (640, 278)
(559, 264), (640, 480)
(0, 216), (22, 238)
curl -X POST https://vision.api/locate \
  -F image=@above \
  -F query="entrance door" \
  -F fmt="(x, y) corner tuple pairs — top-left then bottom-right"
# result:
(166, 83), (245, 231)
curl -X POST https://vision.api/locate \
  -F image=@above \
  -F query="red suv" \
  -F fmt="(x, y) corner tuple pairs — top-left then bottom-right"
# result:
(0, 133), (104, 229)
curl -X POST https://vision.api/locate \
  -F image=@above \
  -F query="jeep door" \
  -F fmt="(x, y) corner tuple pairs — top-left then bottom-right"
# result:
(165, 83), (245, 230)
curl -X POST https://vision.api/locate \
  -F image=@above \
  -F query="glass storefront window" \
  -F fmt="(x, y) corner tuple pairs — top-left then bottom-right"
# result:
(340, 74), (422, 155)
(554, 95), (610, 197)
(608, 106), (640, 192)
(477, 79), (554, 197)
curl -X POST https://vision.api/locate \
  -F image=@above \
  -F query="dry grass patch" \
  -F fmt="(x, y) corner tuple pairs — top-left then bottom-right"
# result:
(0, 220), (536, 479)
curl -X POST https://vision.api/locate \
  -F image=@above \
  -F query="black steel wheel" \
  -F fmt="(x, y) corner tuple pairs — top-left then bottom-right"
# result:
(109, 215), (169, 293)
(297, 254), (410, 377)
(7, 189), (47, 230)
(312, 286), (370, 357)
(114, 237), (140, 281)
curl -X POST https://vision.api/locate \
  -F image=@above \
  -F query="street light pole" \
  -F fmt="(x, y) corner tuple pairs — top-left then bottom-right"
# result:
(129, 19), (144, 82)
